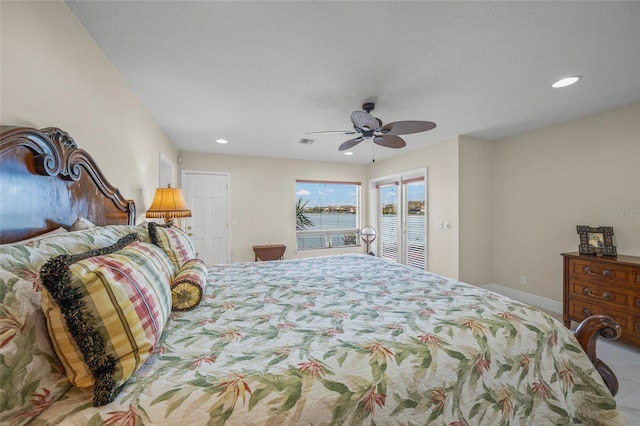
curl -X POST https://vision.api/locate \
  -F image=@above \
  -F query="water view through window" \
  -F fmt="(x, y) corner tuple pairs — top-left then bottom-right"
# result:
(379, 178), (426, 269)
(296, 181), (360, 250)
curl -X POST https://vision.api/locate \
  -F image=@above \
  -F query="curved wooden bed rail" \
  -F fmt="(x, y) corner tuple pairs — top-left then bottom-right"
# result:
(0, 126), (135, 243)
(575, 315), (622, 396)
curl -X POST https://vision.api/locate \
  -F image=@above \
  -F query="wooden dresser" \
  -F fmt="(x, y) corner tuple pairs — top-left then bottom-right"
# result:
(562, 252), (640, 346)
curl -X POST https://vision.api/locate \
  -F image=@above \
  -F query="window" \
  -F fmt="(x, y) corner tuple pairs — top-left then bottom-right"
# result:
(296, 180), (360, 250)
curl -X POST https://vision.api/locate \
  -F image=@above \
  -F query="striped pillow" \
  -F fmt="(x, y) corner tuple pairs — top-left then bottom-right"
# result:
(148, 222), (196, 270)
(171, 258), (208, 311)
(40, 240), (174, 406)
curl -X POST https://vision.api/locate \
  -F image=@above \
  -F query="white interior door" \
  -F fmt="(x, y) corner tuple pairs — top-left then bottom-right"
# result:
(181, 170), (230, 265)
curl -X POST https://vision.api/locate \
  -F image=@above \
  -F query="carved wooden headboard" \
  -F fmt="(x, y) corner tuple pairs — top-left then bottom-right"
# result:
(0, 127), (135, 244)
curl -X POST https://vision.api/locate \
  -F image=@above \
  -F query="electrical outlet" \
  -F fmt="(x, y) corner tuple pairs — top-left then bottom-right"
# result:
(520, 275), (527, 285)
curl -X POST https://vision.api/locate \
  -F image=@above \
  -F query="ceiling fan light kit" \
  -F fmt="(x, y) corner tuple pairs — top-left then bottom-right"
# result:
(306, 102), (436, 154)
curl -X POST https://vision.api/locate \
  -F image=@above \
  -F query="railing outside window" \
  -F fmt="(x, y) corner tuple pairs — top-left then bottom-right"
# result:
(296, 180), (360, 251)
(297, 229), (360, 249)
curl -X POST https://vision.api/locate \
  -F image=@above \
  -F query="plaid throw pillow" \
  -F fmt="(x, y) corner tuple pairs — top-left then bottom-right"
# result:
(148, 222), (196, 270)
(40, 239), (173, 406)
(171, 258), (208, 311)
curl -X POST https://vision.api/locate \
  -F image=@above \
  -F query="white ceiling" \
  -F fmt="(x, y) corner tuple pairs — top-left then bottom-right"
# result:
(65, 1), (640, 165)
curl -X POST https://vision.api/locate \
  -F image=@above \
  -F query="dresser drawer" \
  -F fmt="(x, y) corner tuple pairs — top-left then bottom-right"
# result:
(567, 258), (630, 285)
(567, 298), (638, 336)
(568, 279), (630, 309)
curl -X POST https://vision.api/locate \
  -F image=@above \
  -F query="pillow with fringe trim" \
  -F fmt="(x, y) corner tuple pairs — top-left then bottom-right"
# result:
(40, 234), (173, 406)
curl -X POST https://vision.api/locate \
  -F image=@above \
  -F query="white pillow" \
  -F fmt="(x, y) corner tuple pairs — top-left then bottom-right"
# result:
(69, 217), (96, 231)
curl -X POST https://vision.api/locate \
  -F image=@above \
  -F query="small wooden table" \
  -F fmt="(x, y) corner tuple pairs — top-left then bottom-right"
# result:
(253, 244), (286, 261)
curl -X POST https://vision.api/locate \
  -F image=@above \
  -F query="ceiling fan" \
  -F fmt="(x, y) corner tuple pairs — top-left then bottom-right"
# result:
(306, 102), (436, 152)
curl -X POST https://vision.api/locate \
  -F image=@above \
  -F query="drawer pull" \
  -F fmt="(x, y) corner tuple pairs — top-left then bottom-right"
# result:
(583, 266), (613, 278)
(582, 308), (592, 317)
(583, 288), (614, 300)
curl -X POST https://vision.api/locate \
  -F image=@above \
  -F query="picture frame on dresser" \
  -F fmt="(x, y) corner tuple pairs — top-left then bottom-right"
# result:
(577, 225), (617, 256)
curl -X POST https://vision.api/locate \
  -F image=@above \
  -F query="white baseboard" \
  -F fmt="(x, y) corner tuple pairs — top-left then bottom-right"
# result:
(481, 284), (562, 315)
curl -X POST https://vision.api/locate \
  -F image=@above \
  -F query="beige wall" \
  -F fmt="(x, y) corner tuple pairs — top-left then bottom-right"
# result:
(492, 103), (640, 301)
(367, 138), (460, 279)
(0, 1), (177, 212)
(459, 136), (493, 285)
(364, 103), (639, 298)
(181, 105), (639, 306)
(3, 2), (637, 305)
(180, 137), (463, 277)
(178, 152), (369, 262)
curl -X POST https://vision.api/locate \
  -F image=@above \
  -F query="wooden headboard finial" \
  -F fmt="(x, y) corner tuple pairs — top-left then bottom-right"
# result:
(32, 127), (77, 178)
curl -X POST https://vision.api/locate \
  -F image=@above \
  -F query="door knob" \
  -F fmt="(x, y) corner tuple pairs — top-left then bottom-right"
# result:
(187, 226), (192, 230)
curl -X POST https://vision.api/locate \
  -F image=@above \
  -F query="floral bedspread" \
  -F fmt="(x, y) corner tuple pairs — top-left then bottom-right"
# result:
(33, 254), (623, 425)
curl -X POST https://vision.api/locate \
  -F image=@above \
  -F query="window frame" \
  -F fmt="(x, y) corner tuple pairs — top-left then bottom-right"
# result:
(295, 180), (361, 251)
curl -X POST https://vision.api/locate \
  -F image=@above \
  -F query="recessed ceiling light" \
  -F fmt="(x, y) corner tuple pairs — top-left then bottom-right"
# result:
(216, 139), (228, 144)
(552, 76), (581, 88)
(344, 152), (354, 156)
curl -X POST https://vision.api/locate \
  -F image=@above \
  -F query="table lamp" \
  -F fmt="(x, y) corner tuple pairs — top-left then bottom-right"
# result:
(145, 184), (192, 224)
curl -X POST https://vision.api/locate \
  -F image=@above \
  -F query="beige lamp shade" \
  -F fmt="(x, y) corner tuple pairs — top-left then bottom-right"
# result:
(145, 185), (192, 223)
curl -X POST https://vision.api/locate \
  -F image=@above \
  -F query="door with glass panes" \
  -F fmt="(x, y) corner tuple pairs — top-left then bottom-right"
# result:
(378, 176), (426, 269)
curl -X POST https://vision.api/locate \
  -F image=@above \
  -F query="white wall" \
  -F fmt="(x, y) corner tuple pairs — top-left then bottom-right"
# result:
(491, 103), (640, 301)
(0, 1), (177, 211)
(178, 152), (369, 262)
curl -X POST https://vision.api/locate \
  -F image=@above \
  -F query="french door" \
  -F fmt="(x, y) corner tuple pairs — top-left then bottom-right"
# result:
(377, 174), (426, 269)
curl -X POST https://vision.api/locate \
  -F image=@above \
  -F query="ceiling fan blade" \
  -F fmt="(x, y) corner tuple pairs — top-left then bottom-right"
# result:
(381, 120), (436, 135)
(351, 111), (380, 131)
(305, 130), (359, 135)
(374, 134), (406, 149)
(339, 137), (364, 151)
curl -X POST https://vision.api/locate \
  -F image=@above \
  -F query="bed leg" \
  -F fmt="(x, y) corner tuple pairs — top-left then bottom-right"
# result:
(574, 315), (621, 396)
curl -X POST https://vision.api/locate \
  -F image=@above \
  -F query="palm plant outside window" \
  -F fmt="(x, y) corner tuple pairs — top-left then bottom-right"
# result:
(295, 180), (360, 250)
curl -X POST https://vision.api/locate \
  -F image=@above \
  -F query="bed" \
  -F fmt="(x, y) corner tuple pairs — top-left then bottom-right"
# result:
(0, 127), (626, 425)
